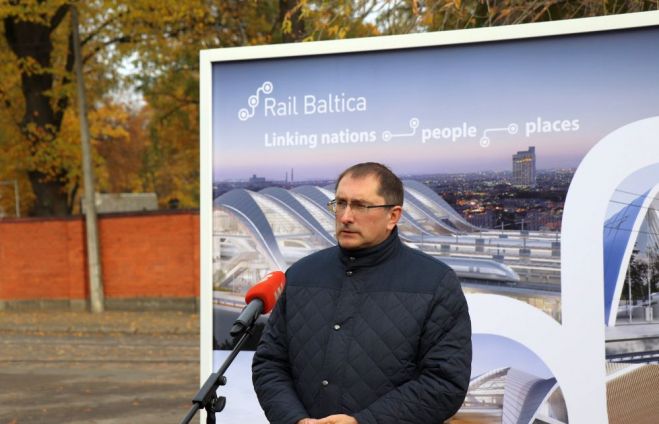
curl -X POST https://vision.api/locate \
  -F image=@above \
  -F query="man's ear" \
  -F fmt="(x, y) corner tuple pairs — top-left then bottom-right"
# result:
(386, 206), (402, 230)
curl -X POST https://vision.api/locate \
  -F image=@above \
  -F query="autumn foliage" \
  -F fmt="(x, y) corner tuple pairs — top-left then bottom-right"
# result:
(0, 0), (655, 216)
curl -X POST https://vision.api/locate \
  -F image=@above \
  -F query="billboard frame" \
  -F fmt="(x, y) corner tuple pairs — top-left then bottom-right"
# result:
(200, 11), (659, 423)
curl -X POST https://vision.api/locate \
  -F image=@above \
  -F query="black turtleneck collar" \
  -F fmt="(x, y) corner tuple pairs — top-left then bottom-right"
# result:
(338, 226), (401, 269)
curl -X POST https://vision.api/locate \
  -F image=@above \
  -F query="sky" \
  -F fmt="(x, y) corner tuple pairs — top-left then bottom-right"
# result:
(211, 26), (659, 182)
(472, 333), (552, 379)
(606, 163), (659, 219)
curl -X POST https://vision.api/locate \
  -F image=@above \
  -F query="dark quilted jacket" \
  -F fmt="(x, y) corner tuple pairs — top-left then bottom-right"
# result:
(252, 228), (472, 424)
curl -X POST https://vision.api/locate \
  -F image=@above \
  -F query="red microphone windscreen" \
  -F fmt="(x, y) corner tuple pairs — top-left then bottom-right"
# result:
(244, 271), (286, 314)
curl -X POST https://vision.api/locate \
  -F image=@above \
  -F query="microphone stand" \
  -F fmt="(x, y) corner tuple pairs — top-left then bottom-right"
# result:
(179, 322), (256, 424)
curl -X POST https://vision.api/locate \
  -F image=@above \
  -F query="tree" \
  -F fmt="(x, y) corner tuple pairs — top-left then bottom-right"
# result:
(646, 244), (659, 298)
(271, 0), (658, 38)
(627, 244), (659, 305)
(133, 1), (279, 208)
(0, 1), (223, 215)
(370, 0), (659, 33)
(2, 2), (76, 216)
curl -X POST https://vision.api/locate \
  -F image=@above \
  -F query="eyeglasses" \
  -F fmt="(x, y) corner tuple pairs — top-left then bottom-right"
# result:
(327, 199), (397, 215)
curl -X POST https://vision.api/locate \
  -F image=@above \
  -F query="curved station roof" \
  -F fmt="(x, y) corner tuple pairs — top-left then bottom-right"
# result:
(213, 181), (563, 319)
(459, 367), (566, 424)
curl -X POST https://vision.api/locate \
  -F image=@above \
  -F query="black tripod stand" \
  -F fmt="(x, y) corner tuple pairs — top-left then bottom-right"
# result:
(179, 324), (255, 424)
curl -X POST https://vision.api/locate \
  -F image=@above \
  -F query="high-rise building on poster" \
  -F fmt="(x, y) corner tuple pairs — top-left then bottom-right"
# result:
(513, 146), (536, 187)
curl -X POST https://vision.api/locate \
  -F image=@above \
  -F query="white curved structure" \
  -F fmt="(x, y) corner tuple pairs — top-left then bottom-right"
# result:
(604, 175), (659, 326)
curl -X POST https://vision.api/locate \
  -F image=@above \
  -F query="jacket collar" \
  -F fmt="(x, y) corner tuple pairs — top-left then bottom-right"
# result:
(339, 227), (400, 269)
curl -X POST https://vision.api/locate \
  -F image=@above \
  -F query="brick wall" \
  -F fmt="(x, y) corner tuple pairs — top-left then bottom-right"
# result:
(0, 211), (199, 303)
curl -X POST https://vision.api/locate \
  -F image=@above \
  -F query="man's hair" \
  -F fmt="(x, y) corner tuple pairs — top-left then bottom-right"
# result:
(335, 162), (404, 206)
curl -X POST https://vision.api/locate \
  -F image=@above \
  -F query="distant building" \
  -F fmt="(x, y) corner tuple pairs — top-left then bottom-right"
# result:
(512, 146), (536, 187)
(249, 174), (266, 184)
(466, 210), (495, 228)
(524, 209), (562, 231)
(247, 174), (268, 189)
(82, 193), (158, 214)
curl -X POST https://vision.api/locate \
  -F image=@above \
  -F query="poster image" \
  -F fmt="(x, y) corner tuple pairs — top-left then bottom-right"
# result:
(200, 12), (659, 423)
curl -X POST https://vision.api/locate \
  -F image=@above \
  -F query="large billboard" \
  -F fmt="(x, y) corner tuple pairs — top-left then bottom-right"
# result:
(200, 12), (659, 423)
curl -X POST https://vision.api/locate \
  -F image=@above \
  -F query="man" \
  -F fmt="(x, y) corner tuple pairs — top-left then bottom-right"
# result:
(252, 162), (471, 424)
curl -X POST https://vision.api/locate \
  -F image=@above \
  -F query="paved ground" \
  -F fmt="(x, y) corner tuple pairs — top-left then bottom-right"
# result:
(0, 311), (199, 424)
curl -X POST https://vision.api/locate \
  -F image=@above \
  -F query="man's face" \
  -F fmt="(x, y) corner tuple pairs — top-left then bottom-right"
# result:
(334, 173), (401, 250)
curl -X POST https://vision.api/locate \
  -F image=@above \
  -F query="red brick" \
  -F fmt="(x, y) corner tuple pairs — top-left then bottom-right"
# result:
(0, 211), (200, 301)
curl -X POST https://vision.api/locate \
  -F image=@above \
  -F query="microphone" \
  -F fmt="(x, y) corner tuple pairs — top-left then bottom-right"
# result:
(230, 271), (285, 337)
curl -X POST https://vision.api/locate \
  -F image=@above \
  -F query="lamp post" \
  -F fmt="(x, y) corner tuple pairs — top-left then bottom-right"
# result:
(628, 264), (632, 323)
(647, 259), (653, 321)
(648, 249), (656, 322)
(72, 5), (104, 313)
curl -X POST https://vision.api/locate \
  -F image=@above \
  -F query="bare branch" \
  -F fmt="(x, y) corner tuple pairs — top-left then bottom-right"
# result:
(50, 4), (70, 32)
(155, 99), (198, 123)
(81, 10), (127, 46)
(82, 35), (132, 64)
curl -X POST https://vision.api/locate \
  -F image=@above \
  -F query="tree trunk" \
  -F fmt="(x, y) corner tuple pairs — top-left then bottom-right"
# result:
(27, 171), (71, 216)
(3, 4), (73, 216)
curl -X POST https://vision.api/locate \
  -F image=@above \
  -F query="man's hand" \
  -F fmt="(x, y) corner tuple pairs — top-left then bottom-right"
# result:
(316, 414), (358, 424)
(296, 419), (319, 424)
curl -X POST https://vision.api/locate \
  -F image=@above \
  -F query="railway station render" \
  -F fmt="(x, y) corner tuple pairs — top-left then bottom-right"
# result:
(213, 180), (562, 320)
